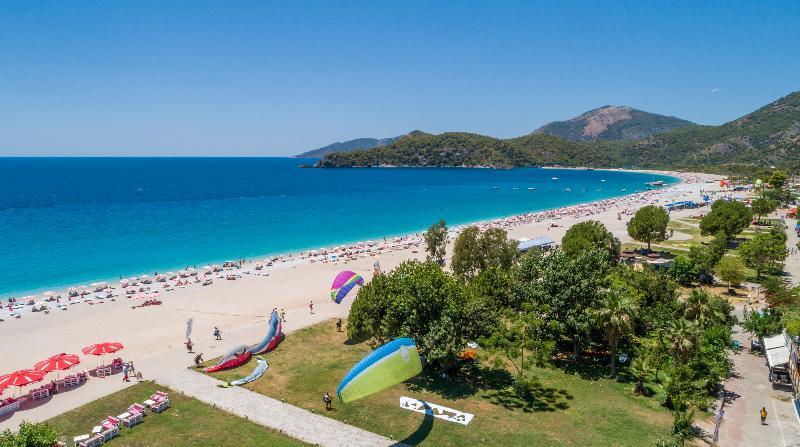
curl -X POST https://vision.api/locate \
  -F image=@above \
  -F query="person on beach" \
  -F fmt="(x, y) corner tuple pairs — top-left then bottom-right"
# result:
(122, 363), (129, 382)
(309, 301), (314, 314)
(323, 392), (332, 410)
(194, 353), (204, 367)
(186, 339), (193, 353)
(760, 406), (767, 425)
(213, 327), (222, 340)
(336, 319), (342, 332)
(128, 361), (136, 374)
(280, 308), (286, 322)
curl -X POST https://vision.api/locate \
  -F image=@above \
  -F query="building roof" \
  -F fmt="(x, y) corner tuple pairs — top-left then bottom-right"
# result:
(767, 346), (791, 367)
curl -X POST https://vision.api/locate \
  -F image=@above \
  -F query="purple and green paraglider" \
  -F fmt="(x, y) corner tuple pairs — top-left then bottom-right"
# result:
(331, 271), (364, 304)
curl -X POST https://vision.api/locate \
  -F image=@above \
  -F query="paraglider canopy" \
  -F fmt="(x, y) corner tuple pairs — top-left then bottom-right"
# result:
(331, 271), (364, 304)
(337, 337), (422, 403)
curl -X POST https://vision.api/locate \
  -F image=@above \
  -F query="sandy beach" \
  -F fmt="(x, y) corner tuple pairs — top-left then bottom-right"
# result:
(0, 169), (724, 429)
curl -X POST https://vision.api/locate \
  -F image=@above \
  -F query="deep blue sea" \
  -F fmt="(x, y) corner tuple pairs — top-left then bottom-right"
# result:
(0, 158), (677, 295)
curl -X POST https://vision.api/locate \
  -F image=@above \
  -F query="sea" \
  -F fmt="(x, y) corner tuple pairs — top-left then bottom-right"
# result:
(0, 158), (677, 296)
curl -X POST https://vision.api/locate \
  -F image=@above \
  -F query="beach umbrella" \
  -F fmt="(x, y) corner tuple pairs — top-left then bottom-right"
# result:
(82, 342), (124, 356)
(34, 353), (80, 379)
(0, 369), (48, 395)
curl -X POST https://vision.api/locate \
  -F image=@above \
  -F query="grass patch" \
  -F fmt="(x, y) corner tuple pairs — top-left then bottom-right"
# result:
(45, 382), (307, 447)
(205, 321), (672, 446)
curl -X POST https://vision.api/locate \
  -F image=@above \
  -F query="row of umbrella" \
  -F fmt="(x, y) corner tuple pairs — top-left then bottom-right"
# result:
(0, 342), (123, 397)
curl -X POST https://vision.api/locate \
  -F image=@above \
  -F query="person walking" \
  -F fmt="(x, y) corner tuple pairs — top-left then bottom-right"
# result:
(213, 327), (222, 340)
(280, 308), (286, 322)
(336, 319), (342, 332)
(309, 301), (314, 314)
(122, 363), (129, 382)
(760, 406), (768, 425)
(186, 339), (193, 353)
(323, 392), (332, 410)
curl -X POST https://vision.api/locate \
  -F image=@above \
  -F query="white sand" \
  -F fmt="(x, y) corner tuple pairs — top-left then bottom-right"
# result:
(0, 170), (724, 429)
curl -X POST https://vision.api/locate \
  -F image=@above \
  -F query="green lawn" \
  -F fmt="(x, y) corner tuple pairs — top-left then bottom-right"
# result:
(45, 382), (307, 447)
(206, 321), (673, 447)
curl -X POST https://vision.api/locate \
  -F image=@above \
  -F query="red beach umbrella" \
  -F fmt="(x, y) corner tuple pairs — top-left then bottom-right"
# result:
(34, 353), (81, 373)
(0, 369), (48, 392)
(82, 342), (124, 356)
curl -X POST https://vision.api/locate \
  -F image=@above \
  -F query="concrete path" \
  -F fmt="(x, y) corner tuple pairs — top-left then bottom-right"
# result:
(784, 217), (800, 287)
(157, 369), (401, 447)
(713, 307), (800, 447)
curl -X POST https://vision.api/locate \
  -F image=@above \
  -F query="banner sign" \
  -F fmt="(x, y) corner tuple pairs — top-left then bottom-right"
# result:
(186, 318), (194, 339)
(400, 396), (474, 425)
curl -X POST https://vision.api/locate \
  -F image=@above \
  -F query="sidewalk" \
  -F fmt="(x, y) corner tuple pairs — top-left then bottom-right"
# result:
(157, 369), (402, 447)
(712, 306), (800, 446)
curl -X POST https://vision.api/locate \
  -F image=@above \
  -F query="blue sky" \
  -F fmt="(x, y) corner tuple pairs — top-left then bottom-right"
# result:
(1, 1), (798, 156)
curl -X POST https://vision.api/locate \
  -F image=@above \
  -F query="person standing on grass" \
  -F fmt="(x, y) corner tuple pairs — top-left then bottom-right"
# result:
(323, 392), (332, 410)
(280, 308), (286, 322)
(309, 301), (314, 314)
(336, 319), (342, 332)
(760, 406), (768, 425)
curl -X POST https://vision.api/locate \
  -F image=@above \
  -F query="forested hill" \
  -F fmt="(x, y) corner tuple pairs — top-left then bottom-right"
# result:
(295, 136), (401, 158)
(534, 106), (693, 141)
(317, 92), (800, 173)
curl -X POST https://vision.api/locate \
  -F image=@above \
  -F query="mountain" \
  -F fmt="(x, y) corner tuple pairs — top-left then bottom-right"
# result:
(534, 106), (694, 141)
(295, 136), (402, 158)
(317, 92), (800, 173)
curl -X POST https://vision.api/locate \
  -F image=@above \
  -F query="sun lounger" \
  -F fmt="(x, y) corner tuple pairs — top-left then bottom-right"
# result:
(101, 425), (119, 442)
(119, 411), (143, 427)
(129, 403), (146, 415)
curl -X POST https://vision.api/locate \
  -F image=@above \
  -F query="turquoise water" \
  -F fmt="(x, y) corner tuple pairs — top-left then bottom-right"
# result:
(0, 158), (677, 295)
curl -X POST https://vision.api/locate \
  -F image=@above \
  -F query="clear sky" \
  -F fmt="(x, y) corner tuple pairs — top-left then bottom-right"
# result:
(1, 0), (798, 156)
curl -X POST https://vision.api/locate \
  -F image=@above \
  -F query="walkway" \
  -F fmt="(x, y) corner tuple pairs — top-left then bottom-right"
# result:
(713, 306), (800, 446)
(157, 369), (401, 447)
(784, 217), (800, 286)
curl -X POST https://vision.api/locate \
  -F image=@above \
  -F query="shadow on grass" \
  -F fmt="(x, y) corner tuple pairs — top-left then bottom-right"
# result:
(405, 363), (514, 400)
(483, 376), (573, 413)
(393, 403), (435, 446)
(553, 356), (610, 381)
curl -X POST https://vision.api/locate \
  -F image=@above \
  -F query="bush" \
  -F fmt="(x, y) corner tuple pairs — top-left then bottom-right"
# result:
(669, 256), (697, 286)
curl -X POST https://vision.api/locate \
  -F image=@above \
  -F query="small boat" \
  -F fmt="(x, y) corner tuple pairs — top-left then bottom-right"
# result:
(513, 187), (519, 190)
(621, 188), (627, 192)
(600, 179), (606, 182)
(528, 187), (536, 190)
(596, 188), (602, 192)
(564, 188), (572, 192)
(645, 180), (665, 187)
(551, 177), (558, 180)
(492, 186), (500, 190)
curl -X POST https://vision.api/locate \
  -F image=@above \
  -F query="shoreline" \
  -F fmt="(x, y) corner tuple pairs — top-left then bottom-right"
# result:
(2, 168), (681, 299)
(0, 169), (722, 430)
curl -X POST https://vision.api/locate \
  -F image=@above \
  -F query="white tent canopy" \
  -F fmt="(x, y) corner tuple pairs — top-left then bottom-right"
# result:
(767, 346), (791, 368)
(763, 334), (788, 351)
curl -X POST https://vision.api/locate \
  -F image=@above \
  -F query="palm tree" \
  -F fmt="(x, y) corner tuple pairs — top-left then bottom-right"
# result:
(684, 289), (724, 329)
(629, 356), (649, 395)
(666, 318), (699, 364)
(594, 288), (639, 377)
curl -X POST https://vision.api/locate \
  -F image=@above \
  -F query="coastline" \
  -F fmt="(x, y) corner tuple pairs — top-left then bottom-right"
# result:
(2, 168), (679, 299)
(0, 169), (722, 430)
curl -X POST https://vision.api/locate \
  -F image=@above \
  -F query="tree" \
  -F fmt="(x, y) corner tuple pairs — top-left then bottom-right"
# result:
(452, 226), (518, 279)
(688, 231), (726, 283)
(481, 310), (554, 376)
(627, 205), (670, 251)
(684, 289), (725, 330)
(714, 256), (746, 292)
(424, 219), (448, 266)
(0, 422), (59, 447)
(669, 255), (698, 286)
(738, 229), (787, 279)
(629, 355), (649, 395)
(451, 226), (482, 279)
(742, 308), (783, 338)
(666, 318), (699, 365)
(513, 249), (611, 357)
(769, 169), (789, 190)
(593, 275), (641, 377)
(750, 197), (777, 224)
(562, 220), (620, 262)
(347, 260), (490, 370)
(699, 199), (752, 240)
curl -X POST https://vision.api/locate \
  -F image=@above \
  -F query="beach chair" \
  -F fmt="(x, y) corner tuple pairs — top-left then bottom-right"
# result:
(101, 425), (119, 442)
(76, 434), (102, 447)
(129, 403), (147, 416)
(149, 398), (169, 414)
(120, 411), (143, 428)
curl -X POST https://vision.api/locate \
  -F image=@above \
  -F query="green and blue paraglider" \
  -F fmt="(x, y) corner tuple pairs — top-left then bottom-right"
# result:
(337, 337), (422, 403)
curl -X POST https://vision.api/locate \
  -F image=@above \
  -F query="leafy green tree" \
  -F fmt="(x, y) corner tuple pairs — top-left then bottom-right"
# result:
(481, 310), (554, 375)
(699, 199), (752, 239)
(424, 219), (448, 266)
(593, 275), (641, 377)
(666, 318), (700, 365)
(513, 249), (611, 357)
(669, 255), (697, 286)
(0, 422), (59, 447)
(617, 265), (681, 336)
(769, 169), (789, 189)
(627, 205), (670, 251)
(629, 355), (649, 395)
(470, 267), (515, 308)
(347, 260), (489, 369)
(714, 256), (746, 291)
(684, 289), (726, 329)
(742, 307), (783, 338)
(452, 226), (518, 279)
(451, 226), (482, 279)
(750, 197), (777, 224)
(688, 230), (727, 283)
(738, 229), (787, 279)
(562, 220), (620, 262)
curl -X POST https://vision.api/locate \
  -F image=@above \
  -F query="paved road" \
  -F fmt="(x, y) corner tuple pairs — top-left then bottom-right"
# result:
(713, 307), (800, 447)
(158, 369), (402, 447)
(784, 217), (800, 287)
